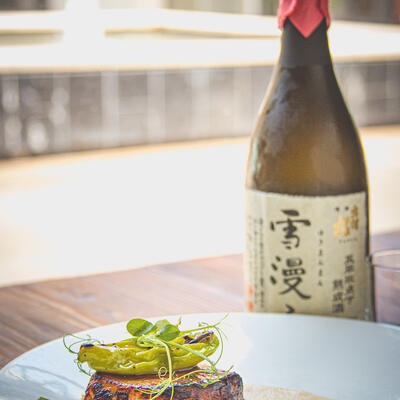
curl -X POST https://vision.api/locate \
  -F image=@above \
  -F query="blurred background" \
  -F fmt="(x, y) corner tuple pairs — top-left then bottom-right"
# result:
(0, 0), (399, 286)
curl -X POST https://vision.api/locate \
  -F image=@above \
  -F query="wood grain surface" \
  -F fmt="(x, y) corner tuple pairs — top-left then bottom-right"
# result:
(0, 254), (244, 368)
(0, 231), (399, 368)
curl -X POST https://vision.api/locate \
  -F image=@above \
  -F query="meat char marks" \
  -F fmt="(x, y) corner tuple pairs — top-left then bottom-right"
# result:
(84, 367), (243, 400)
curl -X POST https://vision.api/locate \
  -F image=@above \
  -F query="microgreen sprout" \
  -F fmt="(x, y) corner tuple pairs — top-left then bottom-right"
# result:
(65, 315), (232, 400)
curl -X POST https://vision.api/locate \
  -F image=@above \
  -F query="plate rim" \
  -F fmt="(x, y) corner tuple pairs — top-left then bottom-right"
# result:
(2, 311), (399, 373)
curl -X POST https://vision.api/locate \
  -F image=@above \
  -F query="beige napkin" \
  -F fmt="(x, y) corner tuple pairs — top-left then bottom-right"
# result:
(245, 384), (335, 400)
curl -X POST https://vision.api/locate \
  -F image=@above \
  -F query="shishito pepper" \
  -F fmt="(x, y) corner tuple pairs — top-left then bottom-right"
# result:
(77, 327), (219, 375)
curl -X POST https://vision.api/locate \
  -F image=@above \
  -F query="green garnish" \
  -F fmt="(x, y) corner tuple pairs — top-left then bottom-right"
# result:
(64, 315), (231, 400)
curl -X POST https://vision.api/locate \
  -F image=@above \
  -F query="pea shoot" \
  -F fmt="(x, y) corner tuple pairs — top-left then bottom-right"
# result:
(64, 315), (232, 400)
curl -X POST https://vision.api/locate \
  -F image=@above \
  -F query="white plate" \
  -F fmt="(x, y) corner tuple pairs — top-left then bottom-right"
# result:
(1, 313), (400, 400)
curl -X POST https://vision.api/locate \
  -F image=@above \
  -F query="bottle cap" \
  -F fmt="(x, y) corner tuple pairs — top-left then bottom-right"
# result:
(278, 0), (331, 38)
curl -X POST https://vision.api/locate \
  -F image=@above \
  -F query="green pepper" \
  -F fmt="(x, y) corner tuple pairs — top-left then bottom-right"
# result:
(77, 331), (219, 375)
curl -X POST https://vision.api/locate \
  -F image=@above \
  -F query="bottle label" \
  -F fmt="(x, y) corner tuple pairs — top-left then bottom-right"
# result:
(244, 189), (370, 319)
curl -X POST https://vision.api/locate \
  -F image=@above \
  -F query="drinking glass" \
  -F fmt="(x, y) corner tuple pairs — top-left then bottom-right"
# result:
(370, 250), (400, 325)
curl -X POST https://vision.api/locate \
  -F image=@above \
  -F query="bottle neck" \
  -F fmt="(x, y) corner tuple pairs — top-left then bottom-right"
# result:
(279, 19), (332, 67)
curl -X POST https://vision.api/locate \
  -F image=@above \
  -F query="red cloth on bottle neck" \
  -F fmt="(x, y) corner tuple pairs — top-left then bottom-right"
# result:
(278, 0), (331, 37)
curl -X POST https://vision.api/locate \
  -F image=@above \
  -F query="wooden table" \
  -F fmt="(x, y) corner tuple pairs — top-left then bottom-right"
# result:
(0, 231), (399, 369)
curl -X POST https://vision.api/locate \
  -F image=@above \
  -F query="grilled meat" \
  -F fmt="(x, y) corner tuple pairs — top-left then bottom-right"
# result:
(83, 366), (243, 400)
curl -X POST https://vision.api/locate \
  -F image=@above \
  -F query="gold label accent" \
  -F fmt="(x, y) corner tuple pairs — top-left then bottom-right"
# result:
(333, 205), (359, 238)
(244, 190), (370, 319)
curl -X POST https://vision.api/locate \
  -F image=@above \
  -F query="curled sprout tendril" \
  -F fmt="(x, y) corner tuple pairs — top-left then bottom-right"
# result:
(63, 334), (102, 376)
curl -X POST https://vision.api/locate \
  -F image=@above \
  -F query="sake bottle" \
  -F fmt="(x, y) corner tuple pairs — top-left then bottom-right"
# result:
(244, 0), (373, 320)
